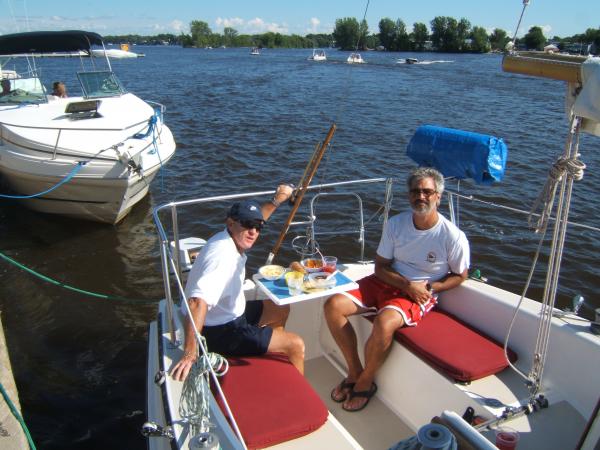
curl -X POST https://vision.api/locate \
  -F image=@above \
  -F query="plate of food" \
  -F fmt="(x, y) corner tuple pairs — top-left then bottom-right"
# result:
(301, 272), (337, 293)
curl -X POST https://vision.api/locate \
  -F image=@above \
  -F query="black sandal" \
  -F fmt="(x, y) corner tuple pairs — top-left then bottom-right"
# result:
(342, 383), (378, 412)
(330, 379), (356, 403)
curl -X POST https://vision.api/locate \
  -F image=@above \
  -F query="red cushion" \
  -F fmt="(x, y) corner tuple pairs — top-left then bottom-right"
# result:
(214, 354), (328, 449)
(366, 309), (517, 382)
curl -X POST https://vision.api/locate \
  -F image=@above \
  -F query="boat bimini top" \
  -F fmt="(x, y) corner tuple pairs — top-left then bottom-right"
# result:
(0, 30), (103, 56)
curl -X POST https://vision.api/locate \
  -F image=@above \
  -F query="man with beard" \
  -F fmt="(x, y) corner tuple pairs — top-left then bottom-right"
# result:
(324, 167), (470, 412)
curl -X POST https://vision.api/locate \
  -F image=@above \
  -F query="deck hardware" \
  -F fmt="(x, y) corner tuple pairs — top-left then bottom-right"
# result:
(189, 432), (220, 449)
(140, 421), (174, 439)
(154, 370), (166, 386)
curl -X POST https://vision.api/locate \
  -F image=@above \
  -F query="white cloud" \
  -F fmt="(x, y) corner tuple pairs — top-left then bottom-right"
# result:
(170, 20), (185, 33)
(541, 24), (553, 36)
(246, 17), (288, 34)
(215, 17), (245, 29)
(307, 17), (320, 34)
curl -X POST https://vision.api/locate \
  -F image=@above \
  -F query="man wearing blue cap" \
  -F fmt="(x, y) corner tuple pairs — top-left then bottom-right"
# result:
(171, 184), (305, 382)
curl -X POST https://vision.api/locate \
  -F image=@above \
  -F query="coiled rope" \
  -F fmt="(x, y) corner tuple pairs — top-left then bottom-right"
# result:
(179, 340), (229, 437)
(528, 156), (586, 233)
(0, 250), (156, 304)
(0, 161), (86, 199)
(0, 381), (37, 450)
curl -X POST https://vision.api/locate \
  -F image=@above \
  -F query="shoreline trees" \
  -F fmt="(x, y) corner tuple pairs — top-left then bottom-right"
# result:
(103, 17), (599, 55)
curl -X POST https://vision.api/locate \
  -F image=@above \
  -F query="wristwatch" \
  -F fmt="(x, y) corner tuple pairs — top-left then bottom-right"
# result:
(270, 197), (282, 207)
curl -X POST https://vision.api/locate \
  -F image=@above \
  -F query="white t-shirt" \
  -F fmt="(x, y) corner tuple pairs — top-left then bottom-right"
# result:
(376, 211), (470, 282)
(184, 229), (247, 326)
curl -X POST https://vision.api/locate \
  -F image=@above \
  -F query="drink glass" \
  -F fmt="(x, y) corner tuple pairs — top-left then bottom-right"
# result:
(323, 256), (337, 273)
(495, 427), (519, 450)
(286, 274), (304, 296)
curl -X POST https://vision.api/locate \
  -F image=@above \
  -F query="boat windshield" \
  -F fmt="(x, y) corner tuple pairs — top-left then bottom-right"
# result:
(77, 71), (125, 98)
(0, 76), (47, 105)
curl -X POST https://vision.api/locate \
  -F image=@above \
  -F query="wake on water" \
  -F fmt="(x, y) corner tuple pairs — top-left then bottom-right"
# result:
(396, 59), (455, 64)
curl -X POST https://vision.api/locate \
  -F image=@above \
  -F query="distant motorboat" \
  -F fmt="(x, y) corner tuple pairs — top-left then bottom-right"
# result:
(91, 48), (139, 59)
(346, 52), (365, 64)
(405, 57), (419, 64)
(308, 49), (327, 61)
(91, 43), (142, 59)
(250, 47), (261, 56)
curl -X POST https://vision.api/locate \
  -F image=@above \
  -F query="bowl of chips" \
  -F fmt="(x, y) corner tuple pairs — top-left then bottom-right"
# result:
(259, 264), (286, 281)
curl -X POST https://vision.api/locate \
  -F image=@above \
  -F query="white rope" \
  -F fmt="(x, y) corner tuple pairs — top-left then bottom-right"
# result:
(503, 116), (586, 396)
(179, 338), (229, 437)
(528, 155), (586, 233)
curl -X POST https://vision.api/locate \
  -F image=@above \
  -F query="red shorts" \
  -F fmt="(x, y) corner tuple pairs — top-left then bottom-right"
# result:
(345, 274), (437, 327)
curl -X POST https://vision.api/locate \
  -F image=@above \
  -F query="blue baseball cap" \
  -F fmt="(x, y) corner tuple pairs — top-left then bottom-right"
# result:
(228, 200), (264, 223)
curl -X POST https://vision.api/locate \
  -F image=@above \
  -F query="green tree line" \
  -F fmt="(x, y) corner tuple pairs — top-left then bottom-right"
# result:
(104, 17), (600, 54)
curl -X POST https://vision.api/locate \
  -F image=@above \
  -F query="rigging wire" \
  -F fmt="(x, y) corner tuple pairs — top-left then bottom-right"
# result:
(508, 0), (530, 51)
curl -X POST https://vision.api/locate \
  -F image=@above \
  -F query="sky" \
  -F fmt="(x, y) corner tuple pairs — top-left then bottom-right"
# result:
(1, 0), (598, 39)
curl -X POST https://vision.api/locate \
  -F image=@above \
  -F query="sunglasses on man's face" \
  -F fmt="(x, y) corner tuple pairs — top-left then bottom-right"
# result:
(409, 188), (437, 198)
(238, 219), (264, 231)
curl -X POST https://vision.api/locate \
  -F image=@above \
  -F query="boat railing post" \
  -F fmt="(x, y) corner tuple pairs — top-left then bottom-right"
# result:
(309, 192), (366, 262)
(172, 205), (183, 282)
(53, 129), (62, 160)
(448, 191), (456, 225)
(383, 177), (394, 226)
(159, 236), (177, 345)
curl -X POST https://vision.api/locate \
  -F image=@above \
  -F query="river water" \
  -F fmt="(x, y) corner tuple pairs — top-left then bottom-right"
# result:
(0, 46), (599, 449)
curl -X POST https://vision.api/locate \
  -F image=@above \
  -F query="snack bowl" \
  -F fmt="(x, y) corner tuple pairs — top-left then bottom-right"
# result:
(306, 272), (336, 289)
(259, 264), (286, 281)
(301, 258), (324, 273)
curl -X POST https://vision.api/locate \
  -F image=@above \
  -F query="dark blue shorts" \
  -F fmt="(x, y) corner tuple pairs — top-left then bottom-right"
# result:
(202, 301), (272, 356)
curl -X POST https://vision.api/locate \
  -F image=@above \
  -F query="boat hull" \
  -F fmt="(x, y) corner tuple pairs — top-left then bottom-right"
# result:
(0, 94), (176, 223)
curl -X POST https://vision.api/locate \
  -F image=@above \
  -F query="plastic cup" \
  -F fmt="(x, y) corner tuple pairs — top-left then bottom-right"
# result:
(323, 256), (337, 273)
(495, 427), (519, 450)
(285, 272), (304, 296)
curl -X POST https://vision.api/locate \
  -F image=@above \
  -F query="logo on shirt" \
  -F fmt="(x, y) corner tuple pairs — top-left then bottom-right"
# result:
(426, 252), (437, 263)
(250, 205), (258, 211)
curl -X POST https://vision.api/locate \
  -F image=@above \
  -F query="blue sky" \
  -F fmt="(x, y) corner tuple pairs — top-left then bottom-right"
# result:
(1, 0), (598, 38)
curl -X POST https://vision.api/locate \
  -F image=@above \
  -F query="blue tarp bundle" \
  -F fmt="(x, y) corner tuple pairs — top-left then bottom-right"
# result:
(406, 125), (508, 185)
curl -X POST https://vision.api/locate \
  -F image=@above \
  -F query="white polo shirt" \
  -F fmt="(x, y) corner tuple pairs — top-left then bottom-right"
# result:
(184, 229), (247, 326)
(377, 211), (470, 282)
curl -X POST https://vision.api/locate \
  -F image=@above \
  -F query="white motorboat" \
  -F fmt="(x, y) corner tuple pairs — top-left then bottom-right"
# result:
(346, 52), (365, 64)
(308, 49), (327, 62)
(250, 47), (261, 56)
(144, 54), (600, 450)
(0, 31), (176, 224)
